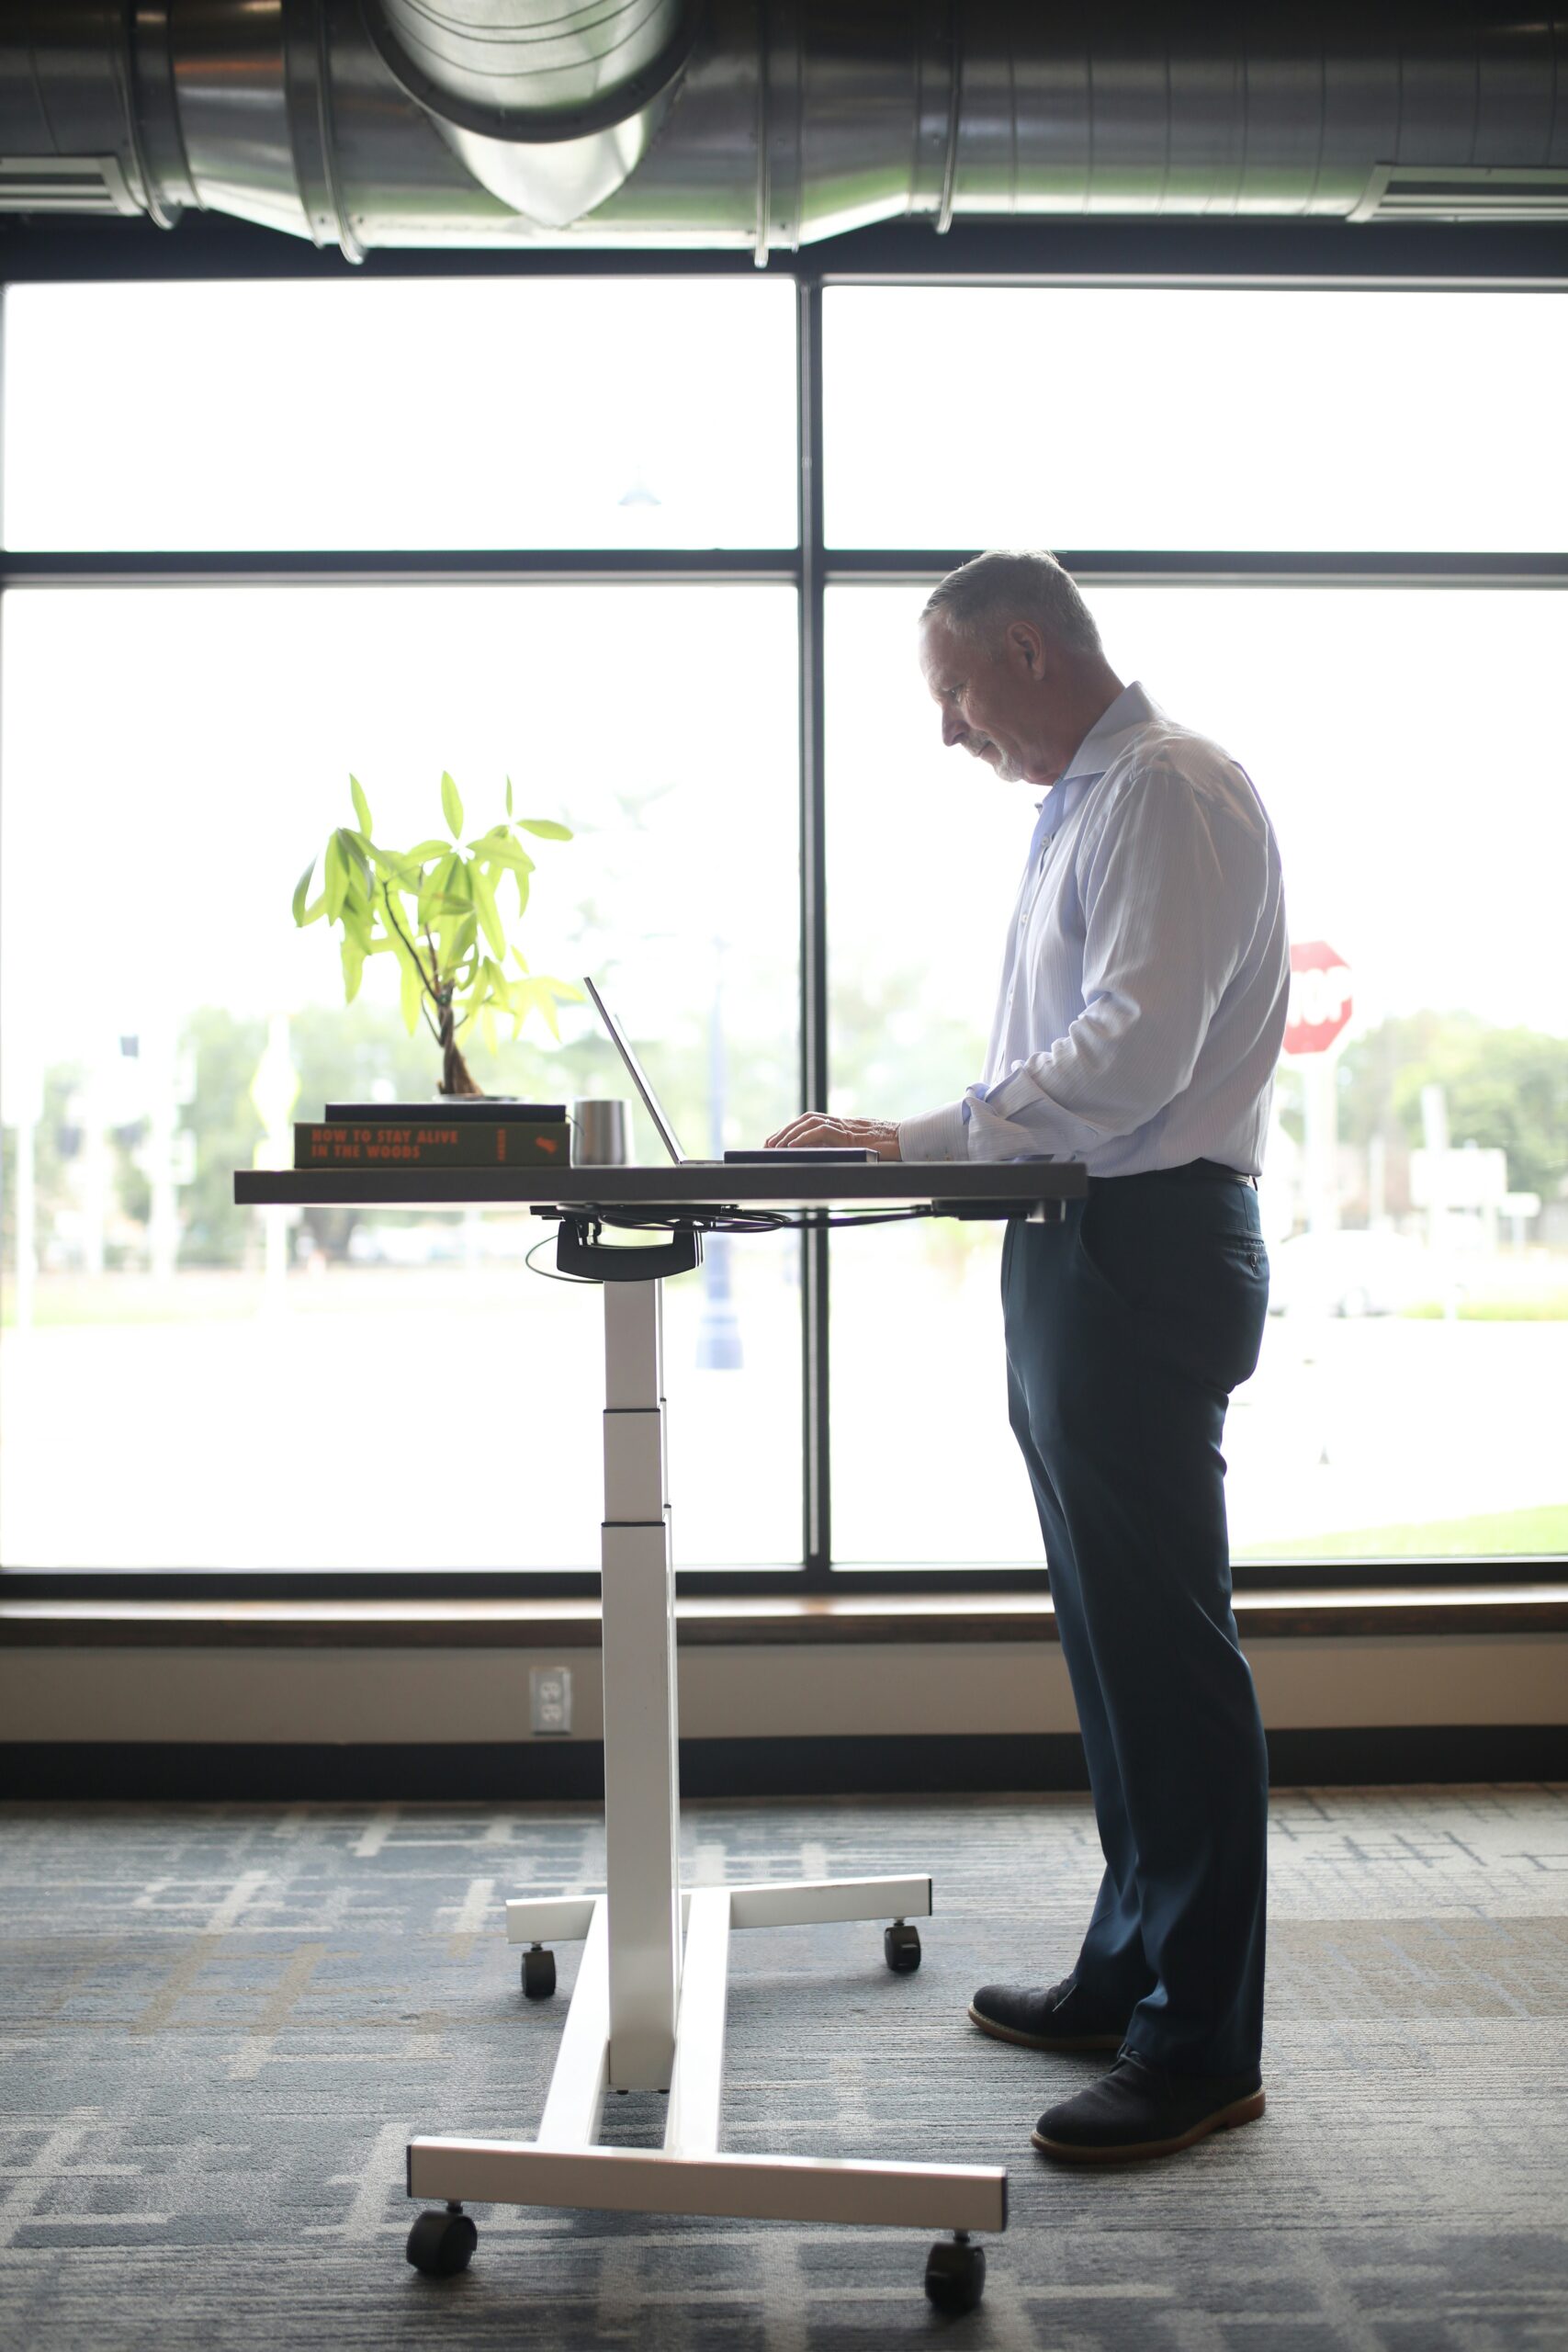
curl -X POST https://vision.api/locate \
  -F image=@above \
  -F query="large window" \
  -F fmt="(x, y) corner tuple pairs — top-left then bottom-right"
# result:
(823, 287), (1568, 553)
(0, 580), (801, 1571)
(2, 266), (1563, 1587)
(826, 582), (1568, 1566)
(4, 278), (798, 550)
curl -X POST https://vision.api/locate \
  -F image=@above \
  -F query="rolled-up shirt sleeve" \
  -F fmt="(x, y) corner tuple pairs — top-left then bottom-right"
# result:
(898, 768), (1255, 1164)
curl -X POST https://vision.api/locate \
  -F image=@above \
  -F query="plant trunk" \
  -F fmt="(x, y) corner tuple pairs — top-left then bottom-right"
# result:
(437, 1001), (484, 1097)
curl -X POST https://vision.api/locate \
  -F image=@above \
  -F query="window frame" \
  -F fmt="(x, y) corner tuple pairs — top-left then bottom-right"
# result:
(2, 215), (1563, 1600)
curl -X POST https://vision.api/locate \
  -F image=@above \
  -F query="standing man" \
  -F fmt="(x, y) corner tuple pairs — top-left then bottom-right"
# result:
(768, 548), (1289, 2165)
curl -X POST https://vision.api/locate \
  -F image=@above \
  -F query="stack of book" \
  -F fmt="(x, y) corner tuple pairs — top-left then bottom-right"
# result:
(293, 1100), (572, 1169)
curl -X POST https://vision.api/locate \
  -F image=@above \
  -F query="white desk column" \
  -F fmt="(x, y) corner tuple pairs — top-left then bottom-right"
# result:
(600, 1275), (682, 2090)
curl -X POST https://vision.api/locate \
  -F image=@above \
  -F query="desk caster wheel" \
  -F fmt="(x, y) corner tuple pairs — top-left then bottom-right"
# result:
(885, 1920), (921, 1973)
(406, 2205), (477, 2278)
(522, 1944), (556, 2000)
(925, 2233), (986, 2312)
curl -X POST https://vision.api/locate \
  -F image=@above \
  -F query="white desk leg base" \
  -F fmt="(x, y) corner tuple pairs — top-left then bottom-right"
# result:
(506, 1874), (934, 1948)
(534, 1899), (610, 2151)
(415, 1876), (1004, 2238)
(408, 1275), (1006, 2275)
(408, 2139), (1007, 2234)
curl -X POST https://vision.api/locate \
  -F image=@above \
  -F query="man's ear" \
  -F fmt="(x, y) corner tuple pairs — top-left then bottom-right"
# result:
(1007, 619), (1047, 675)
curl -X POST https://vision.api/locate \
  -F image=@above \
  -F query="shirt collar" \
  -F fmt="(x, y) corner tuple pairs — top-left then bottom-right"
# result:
(1057, 678), (1160, 786)
(1028, 681), (1160, 861)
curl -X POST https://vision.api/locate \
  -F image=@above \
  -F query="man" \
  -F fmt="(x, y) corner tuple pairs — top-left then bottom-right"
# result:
(768, 548), (1289, 2165)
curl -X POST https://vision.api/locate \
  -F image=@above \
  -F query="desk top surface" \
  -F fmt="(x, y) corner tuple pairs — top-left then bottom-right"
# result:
(235, 1161), (1088, 1212)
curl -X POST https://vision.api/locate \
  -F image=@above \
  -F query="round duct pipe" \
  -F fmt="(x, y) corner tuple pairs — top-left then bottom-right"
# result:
(0, 1), (1563, 254)
(358, 0), (706, 142)
(356, 0), (708, 229)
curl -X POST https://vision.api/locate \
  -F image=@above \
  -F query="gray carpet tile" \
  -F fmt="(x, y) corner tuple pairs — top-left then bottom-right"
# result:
(1, 1787), (1565, 2351)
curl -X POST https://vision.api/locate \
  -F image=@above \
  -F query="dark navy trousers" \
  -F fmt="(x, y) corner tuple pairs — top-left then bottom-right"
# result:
(1001, 1164), (1271, 2076)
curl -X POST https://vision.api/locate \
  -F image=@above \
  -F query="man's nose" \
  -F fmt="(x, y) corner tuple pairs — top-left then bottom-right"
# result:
(942, 711), (965, 749)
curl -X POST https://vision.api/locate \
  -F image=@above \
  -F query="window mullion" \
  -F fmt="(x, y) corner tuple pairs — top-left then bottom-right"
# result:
(797, 277), (831, 1589)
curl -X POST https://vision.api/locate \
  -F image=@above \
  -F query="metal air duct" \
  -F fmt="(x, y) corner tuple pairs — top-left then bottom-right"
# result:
(358, 0), (706, 226)
(0, 2), (1563, 261)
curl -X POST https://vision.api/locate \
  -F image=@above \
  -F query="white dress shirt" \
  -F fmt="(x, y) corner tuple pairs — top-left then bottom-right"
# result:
(897, 680), (1290, 1176)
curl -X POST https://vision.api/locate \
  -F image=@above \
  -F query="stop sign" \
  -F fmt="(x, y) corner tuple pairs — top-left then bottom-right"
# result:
(1284, 941), (1352, 1056)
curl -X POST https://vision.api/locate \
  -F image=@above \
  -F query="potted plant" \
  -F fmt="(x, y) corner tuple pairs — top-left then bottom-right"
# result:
(293, 772), (579, 1096)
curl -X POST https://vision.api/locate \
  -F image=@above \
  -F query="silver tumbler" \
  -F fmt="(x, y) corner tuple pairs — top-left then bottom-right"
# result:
(572, 1098), (630, 1166)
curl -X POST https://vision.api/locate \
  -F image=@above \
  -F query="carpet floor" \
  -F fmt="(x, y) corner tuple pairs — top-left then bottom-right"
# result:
(1, 1785), (1565, 2351)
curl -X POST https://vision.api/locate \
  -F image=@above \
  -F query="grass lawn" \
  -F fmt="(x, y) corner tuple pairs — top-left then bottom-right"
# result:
(1405, 1294), (1568, 1321)
(1246, 1502), (1568, 1561)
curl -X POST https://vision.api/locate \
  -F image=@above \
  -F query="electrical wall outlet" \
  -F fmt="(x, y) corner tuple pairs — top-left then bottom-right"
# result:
(529, 1667), (572, 1737)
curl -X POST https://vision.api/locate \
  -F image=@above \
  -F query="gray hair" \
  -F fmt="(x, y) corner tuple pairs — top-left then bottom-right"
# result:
(921, 548), (1103, 659)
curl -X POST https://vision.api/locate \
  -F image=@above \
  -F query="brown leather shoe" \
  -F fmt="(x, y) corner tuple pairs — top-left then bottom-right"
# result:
(1032, 2052), (1265, 2163)
(968, 1977), (1127, 2052)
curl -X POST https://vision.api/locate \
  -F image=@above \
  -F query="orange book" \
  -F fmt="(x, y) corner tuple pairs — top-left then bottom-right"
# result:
(294, 1121), (569, 1168)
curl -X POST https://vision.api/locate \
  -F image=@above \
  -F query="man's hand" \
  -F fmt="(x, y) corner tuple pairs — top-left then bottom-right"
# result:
(764, 1114), (902, 1161)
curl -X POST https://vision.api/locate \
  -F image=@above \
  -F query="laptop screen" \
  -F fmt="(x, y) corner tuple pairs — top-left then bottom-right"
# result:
(582, 977), (685, 1165)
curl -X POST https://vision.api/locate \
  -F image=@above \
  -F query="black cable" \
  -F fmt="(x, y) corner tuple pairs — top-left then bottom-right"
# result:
(523, 1227), (606, 1284)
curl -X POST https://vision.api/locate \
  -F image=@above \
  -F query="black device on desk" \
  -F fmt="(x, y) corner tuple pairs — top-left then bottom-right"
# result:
(582, 977), (876, 1167)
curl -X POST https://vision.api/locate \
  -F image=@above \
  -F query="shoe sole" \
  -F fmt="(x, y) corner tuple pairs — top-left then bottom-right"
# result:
(967, 2002), (1124, 2054)
(1031, 2087), (1266, 2164)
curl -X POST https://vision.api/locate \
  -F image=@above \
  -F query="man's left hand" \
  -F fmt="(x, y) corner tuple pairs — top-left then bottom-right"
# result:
(765, 1114), (902, 1161)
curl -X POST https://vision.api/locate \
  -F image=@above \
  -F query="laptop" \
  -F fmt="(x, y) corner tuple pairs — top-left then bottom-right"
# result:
(582, 977), (876, 1166)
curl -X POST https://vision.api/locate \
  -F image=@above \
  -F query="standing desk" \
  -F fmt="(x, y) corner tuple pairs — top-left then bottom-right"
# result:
(236, 1159), (1088, 2311)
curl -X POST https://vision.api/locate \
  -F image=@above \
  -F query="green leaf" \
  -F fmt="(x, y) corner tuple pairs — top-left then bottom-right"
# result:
(483, 956), (511, 1013)
(512, 945), (530, 972)
(341, 932), (366, 1004)
(514, 977), (563, 1041)
(441, 771), (464, 836)
(416, 860), (448, 929)
(505, 775), (514, 819)
(438, 910), (478, 980)
(481, 836), (535, 876)
(405, 838), (452, 864)
(338, 826), (371, 893)
(344, 898), (377, 954)
(421, 855), (468, 927)
(517, 817), (571, 841)
(291, 857), (316, 925)
(481, 1004), (498, 1057)
(386, 921), (428, 1025)
(299, 892), (327, 926)
(323, 832), (348, 922)
(470, 862), (505, 958)
(350, 774), (373, 836)
(525, 974), (583, 1029)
